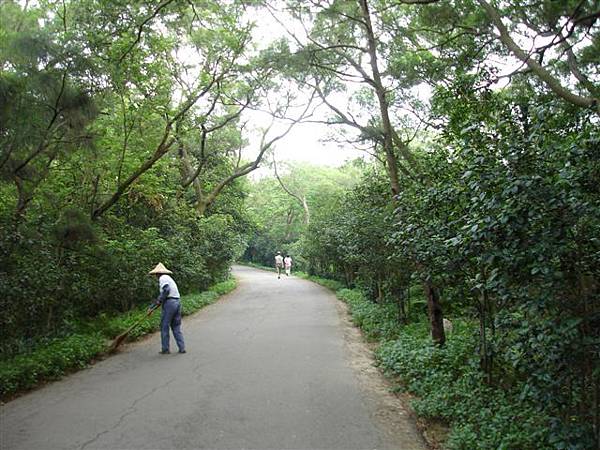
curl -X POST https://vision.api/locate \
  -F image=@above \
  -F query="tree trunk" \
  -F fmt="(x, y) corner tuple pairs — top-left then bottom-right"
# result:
(479, 289), (490, 380)
(301, 195), (310, 225)
(177, 136), (206, 215)
(344, 266), (354, 286)
(196, 199), (209, 216)
(424, 281), (445, 346)
(358, 0), (401, 197)
(595, 377), (599, 450)
(285, 209), (295, 241)
(393, 283), (408, 324)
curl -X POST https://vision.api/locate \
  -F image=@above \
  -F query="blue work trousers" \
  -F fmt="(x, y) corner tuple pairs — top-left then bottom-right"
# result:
(160, 298), (185, 352)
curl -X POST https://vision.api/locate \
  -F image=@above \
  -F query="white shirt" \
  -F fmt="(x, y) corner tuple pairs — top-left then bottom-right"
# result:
(159, 274), (180, 299)
(284, 257), (292, 267)
(275, 255), (284, 266)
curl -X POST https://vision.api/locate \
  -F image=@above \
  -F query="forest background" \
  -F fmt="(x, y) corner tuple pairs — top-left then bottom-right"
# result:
(1, 1), (599, 449)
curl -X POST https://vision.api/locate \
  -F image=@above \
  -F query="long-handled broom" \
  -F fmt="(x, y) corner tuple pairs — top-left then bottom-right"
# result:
(109, 304), (159, 353)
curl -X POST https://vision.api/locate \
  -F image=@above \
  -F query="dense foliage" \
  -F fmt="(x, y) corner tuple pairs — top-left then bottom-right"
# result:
(243, 160), (363, 269)
(0, 0), (270, 357)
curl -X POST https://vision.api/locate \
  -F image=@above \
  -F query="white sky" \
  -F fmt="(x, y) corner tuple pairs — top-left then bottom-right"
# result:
(241, 104), (368, 179)
(241, 5), (369, 170)
(259, 120), (366, 166)
(241, 92), (369, 173)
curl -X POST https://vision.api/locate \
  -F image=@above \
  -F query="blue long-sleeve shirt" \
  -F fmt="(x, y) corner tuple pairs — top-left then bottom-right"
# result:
(150, 284), (170, 309)
(157, 283), (170, 304)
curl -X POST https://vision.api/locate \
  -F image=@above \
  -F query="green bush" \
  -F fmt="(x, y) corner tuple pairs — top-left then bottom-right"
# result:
(209, 278), (237, 296)
(0, 333), (105, 397)
(295, 272), (345, 291)
(376, 322), (593, 449)
(180, 292), (218, 315)
(337, 288), (401, 341)
(0, 208), (245, 357)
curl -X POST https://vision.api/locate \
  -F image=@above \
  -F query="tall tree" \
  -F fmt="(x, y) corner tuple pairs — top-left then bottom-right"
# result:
(265, 0), (446, 343)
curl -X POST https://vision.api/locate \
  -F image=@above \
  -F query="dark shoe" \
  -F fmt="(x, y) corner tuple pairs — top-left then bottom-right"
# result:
(178, 350), (186, 354)
(159, 350), (170, 354)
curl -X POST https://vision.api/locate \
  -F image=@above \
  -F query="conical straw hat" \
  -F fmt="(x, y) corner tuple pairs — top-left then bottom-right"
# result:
(149, 262), (173, 275)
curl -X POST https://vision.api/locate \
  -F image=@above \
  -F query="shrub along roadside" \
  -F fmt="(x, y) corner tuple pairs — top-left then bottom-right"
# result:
(238, 261), (275, 272)
(0, 278), (236, 399)
(300, 275), (589, 450)
(294, 272), (344, 292)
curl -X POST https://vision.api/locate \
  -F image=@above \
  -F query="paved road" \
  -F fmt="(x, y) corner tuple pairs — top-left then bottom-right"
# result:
(1, 266), (425, 450)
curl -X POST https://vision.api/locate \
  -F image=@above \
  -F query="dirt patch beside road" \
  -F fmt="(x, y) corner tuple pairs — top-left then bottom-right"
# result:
(333, 295), (447, 449)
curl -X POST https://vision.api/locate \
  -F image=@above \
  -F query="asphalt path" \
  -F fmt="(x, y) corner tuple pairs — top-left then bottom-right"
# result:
(1, 265), (425, 450)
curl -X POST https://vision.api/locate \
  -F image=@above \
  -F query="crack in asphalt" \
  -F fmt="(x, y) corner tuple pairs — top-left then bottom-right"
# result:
(78, 378), (175, 450)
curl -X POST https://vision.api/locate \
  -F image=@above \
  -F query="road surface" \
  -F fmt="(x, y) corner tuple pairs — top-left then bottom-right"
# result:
(1, 265), (425, 450)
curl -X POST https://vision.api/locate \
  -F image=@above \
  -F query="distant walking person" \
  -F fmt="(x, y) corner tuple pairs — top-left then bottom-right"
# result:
(275, 252), (284, 279)
(284, 255), (293, 276)
(149, 263), (186, 354)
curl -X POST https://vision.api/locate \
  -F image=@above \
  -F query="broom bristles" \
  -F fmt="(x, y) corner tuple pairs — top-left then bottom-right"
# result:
(108, 332), (128, 353)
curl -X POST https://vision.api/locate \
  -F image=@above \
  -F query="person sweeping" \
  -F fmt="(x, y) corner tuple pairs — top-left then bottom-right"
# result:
(148, 263), (186, 354)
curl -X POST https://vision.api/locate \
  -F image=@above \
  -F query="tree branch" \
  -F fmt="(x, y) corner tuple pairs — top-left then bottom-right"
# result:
(118, 0), (177, 64)
(92, 128), (175, 219)
(13, 70), (68, 175)
(194, 90), (317, 215)
(272, 156), (310, 224)
(181, 95), (252, 189)
(479, 0), (599, 112)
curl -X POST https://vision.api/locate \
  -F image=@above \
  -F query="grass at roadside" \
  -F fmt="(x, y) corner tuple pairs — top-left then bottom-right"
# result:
(237, 261), (275, 272)
(0, 278), (236, 400)
(294, 272), (344, 292)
